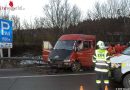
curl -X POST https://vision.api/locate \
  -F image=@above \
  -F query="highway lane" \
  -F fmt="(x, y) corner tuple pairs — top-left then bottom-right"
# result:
(0, 69), (122, 90)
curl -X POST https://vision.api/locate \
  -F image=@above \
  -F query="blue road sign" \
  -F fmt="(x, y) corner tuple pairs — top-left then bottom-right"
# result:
(0, 19), (13, 48)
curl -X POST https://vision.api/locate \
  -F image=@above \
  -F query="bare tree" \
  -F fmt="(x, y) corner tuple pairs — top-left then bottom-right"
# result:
(43, 0), (81, 31)
(106, 0), (130, 18)
(86, 10), (93, 20)
(94, 2), (102, 19)
(101, 3), (109, 18)
(22, 19), (35, 29)
(70, 5), (81, 26)
(62, 0), (71, 29)
(0, 9), (10, 20)
(107, 0), (119, 18)
(29, 20), (34, 29)
(86, 0), (130, 19)
(22, 20), (30, 29)
(39, 17), (45, 28)
(119, 0), (129, 17)
(11, 15), (21, 30)
(34, 17), (40, 29)
(43, 0), (63, 28)
(34, 17), (45, 29)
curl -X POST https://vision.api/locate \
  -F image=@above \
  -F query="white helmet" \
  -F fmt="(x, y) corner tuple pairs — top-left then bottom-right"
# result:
(97, 41), (105, 49)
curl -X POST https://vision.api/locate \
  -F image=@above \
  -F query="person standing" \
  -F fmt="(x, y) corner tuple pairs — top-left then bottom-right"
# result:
(93, 41), (110, 90)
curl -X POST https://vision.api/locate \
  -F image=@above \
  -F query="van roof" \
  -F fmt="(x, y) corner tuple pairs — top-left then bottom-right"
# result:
(59, 34), (96, 41)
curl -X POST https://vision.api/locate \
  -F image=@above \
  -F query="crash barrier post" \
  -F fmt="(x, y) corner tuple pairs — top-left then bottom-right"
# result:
(80, 85), (84, 90)
(105, 85), (108, 90)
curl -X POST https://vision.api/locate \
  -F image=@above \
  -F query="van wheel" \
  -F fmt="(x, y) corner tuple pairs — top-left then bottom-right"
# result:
(123, 74), (130, 88)
(71, 62), (81, 72)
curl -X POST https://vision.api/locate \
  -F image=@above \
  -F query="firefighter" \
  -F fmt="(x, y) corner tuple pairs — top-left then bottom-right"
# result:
(93, 41), (110, 90)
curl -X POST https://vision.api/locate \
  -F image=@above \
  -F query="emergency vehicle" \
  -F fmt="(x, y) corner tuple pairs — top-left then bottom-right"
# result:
(42, 34), (96, 72)
(110, 46), (130, 88)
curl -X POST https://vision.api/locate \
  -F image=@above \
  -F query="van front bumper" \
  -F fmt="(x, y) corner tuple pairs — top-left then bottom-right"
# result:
(49, 61), (71, 68)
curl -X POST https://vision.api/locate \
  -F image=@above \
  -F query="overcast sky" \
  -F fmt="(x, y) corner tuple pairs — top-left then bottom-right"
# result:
(0, 0), (106, 23)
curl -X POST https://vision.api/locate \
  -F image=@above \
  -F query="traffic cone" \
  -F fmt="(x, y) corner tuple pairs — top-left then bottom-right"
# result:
(80, 85), (84, 90)
(105, 85), (108, 90)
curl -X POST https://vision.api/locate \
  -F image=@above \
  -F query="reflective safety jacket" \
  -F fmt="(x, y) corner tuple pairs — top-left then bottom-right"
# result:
(93, 49), (110, 72)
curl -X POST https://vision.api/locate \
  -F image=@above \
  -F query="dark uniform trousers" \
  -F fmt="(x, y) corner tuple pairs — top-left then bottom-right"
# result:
(95, 64), (109, 90)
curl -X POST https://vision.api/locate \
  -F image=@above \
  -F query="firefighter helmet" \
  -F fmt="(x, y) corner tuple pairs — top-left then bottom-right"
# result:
(97, 41), (105, 49)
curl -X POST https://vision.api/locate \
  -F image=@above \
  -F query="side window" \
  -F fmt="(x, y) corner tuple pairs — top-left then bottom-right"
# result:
(91, 41), (95, 48)
(93, 41), (95, 48)
(83, 41), (91, 48)
(77, 40), (83, 50)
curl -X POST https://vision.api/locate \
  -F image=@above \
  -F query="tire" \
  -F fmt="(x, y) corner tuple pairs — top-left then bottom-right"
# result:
(71, 62), (81, 72)
(123, 74), (130, 88)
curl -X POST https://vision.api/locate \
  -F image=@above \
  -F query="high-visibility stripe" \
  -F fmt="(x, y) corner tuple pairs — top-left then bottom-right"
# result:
(93, 61), (96, 63)
(106, 56), (110, 59)
(95, 63), (108, 66)
(96, 80), (101, 84)
(95, 67), (108, 72)
(122, 63), (126, 68)
(95, 58), (107, 61)
(107, 60), (110, 62)
(92, 58), (96, 63)
(104, 80), (109, 84)
(93, 55), (96, 58)
(43, 50), (51, 52)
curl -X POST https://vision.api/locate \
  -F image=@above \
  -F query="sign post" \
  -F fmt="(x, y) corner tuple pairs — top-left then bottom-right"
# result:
(0, 19), (13, 66)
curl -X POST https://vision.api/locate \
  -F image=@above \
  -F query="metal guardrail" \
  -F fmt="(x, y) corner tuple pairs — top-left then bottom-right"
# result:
(0, 57), (43, 61)
(0, 57), (49, 66)
(0, 57), (50, 69)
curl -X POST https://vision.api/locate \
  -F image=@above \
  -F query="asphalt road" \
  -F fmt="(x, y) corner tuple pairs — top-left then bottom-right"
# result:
(0, 68), (122, 90)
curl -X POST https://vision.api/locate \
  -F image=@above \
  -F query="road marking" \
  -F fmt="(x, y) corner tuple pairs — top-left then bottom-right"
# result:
(0, 73), (95, 79)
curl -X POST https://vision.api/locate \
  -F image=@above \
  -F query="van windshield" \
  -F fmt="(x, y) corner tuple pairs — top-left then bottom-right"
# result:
(122, 47), (130, 55)
(54, 40), (75, 50)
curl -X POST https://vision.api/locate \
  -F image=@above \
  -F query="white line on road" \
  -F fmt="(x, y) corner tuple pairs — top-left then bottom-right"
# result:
(0, 73), (95, 79)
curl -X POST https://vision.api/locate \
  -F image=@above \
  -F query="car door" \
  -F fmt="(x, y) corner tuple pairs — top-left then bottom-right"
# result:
(77, 40), (94, 67)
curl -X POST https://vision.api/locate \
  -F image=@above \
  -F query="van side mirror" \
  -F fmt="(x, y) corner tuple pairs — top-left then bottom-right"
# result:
(43, 41), (53, 50)
(73, 41), (78, 52)
(74, 46), (78, 52)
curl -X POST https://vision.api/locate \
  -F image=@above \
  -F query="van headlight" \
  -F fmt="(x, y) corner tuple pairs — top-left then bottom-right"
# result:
(111, 63), (121, 68)
(63, 56), (70, 63)
(63, 59), (71, 65)
(64, 59), (70, 63)
(48, 58), (51, 62)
